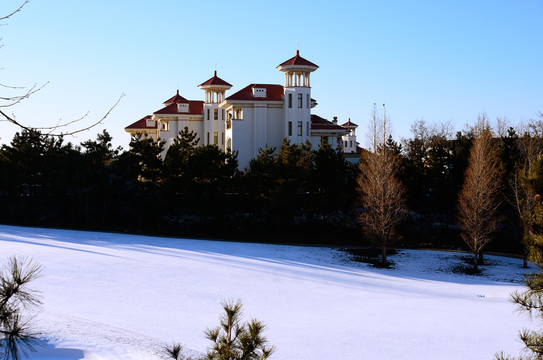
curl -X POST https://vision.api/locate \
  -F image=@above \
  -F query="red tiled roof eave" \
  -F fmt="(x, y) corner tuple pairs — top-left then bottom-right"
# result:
(225, 84), (284, 102)
(310, 114), (349, 132)
(341, 119), (358, 127)
(163, 90), (189, 105)
(153, 100), (204, 115)
(125, 115), (156, 130)
(198, 71), (232, 88)
(277, 50), (319, 69)
(311, 124), (349, 132)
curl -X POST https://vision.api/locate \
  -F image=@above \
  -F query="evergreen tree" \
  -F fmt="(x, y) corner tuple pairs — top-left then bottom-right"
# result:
(0, 257), (43, 360)
(496, 194), (543, 360)
(312, 141), (352, 213)
(80, 130), (120, 226)
(246, 146), (279, 201)
(127, 133), (165, 191)
(202, 300), (275, 360)
(165, 300), (275, 360)
(163, 128), (201, 196)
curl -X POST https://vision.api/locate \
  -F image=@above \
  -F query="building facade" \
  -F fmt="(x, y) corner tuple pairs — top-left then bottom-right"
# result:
(125, 51), (359, 169)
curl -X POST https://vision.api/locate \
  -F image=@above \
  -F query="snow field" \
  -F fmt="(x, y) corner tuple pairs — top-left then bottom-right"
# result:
(0, 225), (534, 359)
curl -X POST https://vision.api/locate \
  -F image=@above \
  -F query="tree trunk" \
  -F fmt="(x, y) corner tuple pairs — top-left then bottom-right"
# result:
(473, 251), (479, 271)
(478, 252), (484, 265)
(523, 247), (529, 268)
(381, 245), (387, 266)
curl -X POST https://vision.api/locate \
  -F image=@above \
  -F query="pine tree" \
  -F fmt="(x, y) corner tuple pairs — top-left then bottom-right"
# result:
(0, 257), (43, 360)
(202, 300), (275, 360)
(127, 133), (165, 190)
(165, 300), (274, 360)
(496, 194), (543, 360)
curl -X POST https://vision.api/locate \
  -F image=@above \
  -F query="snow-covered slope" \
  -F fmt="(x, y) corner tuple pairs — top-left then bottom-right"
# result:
(0, 225), (534, 359)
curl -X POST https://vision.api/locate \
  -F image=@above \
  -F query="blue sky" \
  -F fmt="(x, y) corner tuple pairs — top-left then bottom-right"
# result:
(0, 0), (541, 150)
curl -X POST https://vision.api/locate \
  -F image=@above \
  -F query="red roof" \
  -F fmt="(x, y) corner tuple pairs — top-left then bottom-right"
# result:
(277, 50), (319, 69)
(154, 100), (204, 115)
(163, 90), (188, 105)
(311, 114), (349, 132)
(125, 115), (156, 130)
(225, 84), (284, 102)
(199, 71), (232, 88)
(341, 118), (358, 127)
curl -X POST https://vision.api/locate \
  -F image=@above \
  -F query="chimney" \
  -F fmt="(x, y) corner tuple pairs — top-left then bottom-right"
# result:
(333, 116), (338, 125)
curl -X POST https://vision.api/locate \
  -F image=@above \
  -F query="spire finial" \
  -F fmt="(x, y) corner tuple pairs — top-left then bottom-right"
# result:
(296, 40), (299, 55)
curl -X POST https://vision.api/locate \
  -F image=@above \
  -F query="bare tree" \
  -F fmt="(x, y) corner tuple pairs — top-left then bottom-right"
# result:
(457, 116), (501, 271)
(1, 1), (122, 137)
(358, 105), (407, 266)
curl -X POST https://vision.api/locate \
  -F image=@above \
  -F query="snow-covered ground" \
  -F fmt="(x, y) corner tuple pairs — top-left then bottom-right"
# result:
(0, 225), (536, 359)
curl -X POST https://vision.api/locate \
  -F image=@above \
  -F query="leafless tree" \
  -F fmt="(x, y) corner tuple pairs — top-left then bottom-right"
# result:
(1, 1), (122, 137)
(457, 116), (501, 271)
(358, 105), (407, 266)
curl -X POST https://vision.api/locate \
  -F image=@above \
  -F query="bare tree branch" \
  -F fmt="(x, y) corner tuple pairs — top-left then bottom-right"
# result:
(0, 93), (124, 137)
(0, 1), (29, 22)
(0, 82), (49, 108)
(0, 1), (122, 139)
(0, 83), (26, 90)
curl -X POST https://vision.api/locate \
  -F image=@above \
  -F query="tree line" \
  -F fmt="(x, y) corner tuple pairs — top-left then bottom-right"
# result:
(0, 128), (357, 243)
(1, 114), (543, 256)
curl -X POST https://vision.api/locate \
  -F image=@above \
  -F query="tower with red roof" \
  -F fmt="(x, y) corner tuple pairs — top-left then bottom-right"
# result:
(341, 118), (359, 153)
(198, 71), (232, 149)
(276, 50), (318, 144)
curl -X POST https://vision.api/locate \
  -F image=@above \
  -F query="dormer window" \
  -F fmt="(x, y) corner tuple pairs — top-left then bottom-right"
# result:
(252, 87), (267, 98)
(177, 103), (189, 113)
(146, 118), (155, 128)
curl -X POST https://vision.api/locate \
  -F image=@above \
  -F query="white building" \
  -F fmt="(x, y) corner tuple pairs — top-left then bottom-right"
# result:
(125, 51), (358, 169)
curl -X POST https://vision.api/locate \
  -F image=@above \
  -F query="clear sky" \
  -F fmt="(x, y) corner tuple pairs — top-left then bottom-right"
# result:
(0, 0), (541, 150)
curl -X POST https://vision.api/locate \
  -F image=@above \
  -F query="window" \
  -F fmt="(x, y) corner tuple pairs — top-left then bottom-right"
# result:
(227, 138), (232, 151)
(297, 121), (302, 136)
(161, 122), (169, 131)
(222, 109), (225, 120)
(207, 108), (210, 120)
(306, 122), (310, 136)
(288, 94), (292, 108)
(298, 94), (302, 108)
(214, 132), (218, 145)
(288, 121), (292, 136)
(350, 140), (353, 148)
(235, 109), (243, 119)
(207, 132), (210, 144)
(214, 109), (218, 120)
(345, 141), (348, 148)
(306, 94), (310, 109)
(222, 132), (225, 145)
